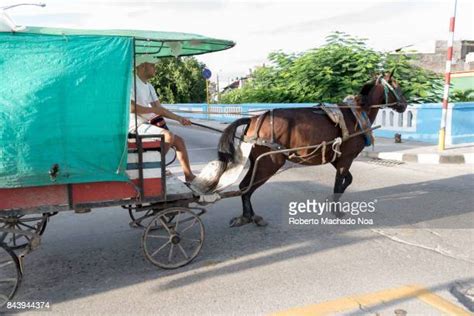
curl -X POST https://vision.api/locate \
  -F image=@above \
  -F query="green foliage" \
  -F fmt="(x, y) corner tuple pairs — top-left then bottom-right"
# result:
(384, 53), (443, 103)
(221, 31), (444, 104)
(451, 89), (474, 102)
(149, 57), (207, 103)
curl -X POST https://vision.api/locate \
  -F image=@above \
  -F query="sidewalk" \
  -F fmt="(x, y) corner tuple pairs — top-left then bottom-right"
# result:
(362, 138), (474, 164)
(181, 119), (474, 165)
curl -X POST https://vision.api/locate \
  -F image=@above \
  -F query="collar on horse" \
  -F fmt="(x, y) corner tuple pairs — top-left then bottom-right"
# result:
(344, 96), (373, 147)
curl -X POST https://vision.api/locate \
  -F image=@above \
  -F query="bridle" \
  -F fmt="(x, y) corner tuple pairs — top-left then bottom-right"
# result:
(375, 75), (403, 108)
(342, 76), (405, 110)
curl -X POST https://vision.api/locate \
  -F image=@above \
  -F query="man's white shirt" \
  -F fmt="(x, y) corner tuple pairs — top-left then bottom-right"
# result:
(129, 76), (159, 132)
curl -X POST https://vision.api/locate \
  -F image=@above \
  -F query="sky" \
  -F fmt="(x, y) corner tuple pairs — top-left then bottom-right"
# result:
(4, 0), (474, 86)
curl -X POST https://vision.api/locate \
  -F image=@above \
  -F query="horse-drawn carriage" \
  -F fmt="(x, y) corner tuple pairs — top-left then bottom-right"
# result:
(0, 26), (239, 305)
(0, 25), (408, 307)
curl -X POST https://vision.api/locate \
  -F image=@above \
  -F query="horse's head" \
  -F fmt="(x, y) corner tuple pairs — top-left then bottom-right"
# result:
(359, 70), (408, 113)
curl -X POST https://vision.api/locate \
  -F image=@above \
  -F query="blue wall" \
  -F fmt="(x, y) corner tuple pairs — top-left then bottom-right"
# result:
(451, 103), (474, 144)
(163, 102), (474, 145)
(164, 103), (315, 123)
(374, 104), (441, 143)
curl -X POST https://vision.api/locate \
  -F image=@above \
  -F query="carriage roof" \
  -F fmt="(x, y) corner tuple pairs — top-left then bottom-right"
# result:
(21, 26), (235, 58)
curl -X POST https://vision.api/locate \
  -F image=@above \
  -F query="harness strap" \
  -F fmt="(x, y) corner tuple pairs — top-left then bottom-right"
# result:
(331, 138), (342, 158)
(254, 138), (288, 152)
(244, 110), (287, 151)
(350, 106), (374, 147)
(244, 111), (268, 142)
(270, 109), (275, 144)
(254, 111), (267, 140)
(321, 142), (326, 164)
(380, 78), (402, 102)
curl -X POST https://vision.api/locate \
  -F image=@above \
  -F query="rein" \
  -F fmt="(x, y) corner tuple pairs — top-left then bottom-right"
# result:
(190, 122), (245, 141)
(190, 122), (226, 133)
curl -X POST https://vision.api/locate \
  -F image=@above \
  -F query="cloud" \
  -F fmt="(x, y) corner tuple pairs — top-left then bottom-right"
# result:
(4, 0), (474, 83)
(91, 0), (229, 11)
(258, 1), (431, 35)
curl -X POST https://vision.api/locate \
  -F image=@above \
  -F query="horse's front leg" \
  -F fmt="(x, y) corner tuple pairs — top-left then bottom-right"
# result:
(331, 158), (355, 218)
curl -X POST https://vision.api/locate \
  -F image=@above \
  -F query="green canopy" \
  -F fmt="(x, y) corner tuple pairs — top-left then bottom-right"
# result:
(24, 26), (235, 58)
(0, 27), (234, 188)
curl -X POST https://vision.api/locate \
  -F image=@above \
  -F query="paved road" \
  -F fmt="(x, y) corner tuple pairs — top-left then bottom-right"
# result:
(11, 121), (474, 315)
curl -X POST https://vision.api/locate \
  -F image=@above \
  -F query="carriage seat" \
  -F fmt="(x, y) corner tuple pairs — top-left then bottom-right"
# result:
(125, 133), (164, 198)
(127, 132), (162, 151)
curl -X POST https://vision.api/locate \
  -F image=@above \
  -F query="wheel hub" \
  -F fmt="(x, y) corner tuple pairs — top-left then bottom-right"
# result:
(171, 234), (181, 244)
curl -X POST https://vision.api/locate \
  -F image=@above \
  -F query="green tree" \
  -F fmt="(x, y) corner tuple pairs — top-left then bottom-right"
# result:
(149, 57), (207, 103)
(451, 89), (474, 102)
(221, 32), (443, 104)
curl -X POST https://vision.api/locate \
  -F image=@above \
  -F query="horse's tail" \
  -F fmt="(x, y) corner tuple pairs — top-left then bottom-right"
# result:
(190, 117), (251, 194)
(218, 117), (251, 164)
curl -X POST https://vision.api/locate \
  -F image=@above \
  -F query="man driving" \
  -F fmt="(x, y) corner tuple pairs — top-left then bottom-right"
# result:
(129, 55), (195, 182)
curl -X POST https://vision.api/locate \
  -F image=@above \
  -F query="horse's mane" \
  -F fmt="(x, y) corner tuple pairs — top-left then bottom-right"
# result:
(358, 80), (376, 108)
(360, 81), (375, 96)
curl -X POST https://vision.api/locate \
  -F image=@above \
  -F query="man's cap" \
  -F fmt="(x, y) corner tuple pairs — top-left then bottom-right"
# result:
(135, 54), (156, 65)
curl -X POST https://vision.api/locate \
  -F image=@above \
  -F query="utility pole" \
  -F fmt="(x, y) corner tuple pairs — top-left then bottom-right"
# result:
(438, 0), (457, 151)
(216, 74), (220, 103)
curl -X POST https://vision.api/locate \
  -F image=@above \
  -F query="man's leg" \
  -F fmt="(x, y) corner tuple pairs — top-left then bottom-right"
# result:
(168, 133), (194, 182)
(138, 124), (194, 182)
(138, 124), (170, 154)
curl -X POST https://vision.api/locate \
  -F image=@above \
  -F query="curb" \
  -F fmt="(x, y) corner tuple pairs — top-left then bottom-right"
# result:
(361, 151), (474, 164)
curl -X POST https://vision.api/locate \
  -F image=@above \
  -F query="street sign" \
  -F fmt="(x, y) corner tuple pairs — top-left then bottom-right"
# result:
(202, 68), (212, 80)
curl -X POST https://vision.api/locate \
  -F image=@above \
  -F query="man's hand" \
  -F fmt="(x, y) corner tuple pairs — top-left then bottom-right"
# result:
(179, 117), (192, 126)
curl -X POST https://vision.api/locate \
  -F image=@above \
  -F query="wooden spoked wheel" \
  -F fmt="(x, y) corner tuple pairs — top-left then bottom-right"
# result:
(142, 207), (204, 269)
(0, 244), (21, 307)
(0, 214), (48, 250)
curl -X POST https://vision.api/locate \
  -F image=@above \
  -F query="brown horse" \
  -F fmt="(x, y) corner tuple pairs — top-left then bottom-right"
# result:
(217, 74), (408, 227)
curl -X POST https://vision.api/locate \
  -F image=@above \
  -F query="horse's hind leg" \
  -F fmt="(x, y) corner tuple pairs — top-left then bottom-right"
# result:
(229, 149), (286, 227)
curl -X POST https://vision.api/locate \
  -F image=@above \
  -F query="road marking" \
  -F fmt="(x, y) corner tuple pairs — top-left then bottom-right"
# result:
(273, 284), (470, 316)
(412, 285), (472, 315)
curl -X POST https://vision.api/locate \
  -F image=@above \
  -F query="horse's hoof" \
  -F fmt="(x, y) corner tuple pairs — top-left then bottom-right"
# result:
(252, 215), (268, 227)
(229, 216), (252, 227)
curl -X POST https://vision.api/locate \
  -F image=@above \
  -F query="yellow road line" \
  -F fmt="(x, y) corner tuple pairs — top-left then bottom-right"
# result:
(273, 284), (471, 316)
(411, 285), (472, 316)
